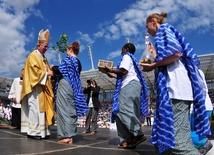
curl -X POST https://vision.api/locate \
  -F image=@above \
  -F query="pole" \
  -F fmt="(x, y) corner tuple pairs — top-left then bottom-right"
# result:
(87, 45), (95, 69)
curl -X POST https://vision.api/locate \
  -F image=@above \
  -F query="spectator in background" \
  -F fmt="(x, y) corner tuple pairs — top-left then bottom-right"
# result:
(146, 106), (152, 126)
(4, 105), (12, 121)
(82, 78), (100, 135)
(0, 100), (5, 118)
(8, 69), (24, 129)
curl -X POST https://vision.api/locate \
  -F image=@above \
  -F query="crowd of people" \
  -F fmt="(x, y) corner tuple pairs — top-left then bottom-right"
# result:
(0, 11), (214, 155)
(77, 100), (112, 129)
(0, 101), (12, 122)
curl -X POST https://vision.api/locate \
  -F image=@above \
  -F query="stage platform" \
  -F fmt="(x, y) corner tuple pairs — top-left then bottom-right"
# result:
(0, 124), (213, 155)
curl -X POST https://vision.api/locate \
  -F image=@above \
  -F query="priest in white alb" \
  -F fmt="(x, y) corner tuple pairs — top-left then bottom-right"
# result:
(8, 69), (24, 129)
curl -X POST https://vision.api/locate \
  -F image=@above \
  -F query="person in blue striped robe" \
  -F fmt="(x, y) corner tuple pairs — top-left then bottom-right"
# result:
(141, 12), (211, 155)
(53, 41), (88, 144)
(104, 43), (148, 149)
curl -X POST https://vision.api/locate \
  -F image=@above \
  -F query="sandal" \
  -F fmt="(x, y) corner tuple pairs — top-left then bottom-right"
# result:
(118, 141), (128, 148)
(133, 135), (147, 147)
(58, 138), (73, 144)
(117, 141), (135, 149)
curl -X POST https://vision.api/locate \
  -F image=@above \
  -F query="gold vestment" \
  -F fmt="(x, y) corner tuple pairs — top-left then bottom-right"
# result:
(21, 51), (54, 125)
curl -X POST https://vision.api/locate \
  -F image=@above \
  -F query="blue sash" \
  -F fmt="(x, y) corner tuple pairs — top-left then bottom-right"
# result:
(58, 56), (88, 116)
(151, 23), (210, 153)
(111, 52), (149, 122)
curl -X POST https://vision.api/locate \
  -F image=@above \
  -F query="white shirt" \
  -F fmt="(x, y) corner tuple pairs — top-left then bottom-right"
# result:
(0, 105), (5, 118)
(88, 91), (94, 108)
(120, 54), (139, 88)
(167, 59), (193, 101)
(8, 77), (22, 108)
(4, 107), (12, 120)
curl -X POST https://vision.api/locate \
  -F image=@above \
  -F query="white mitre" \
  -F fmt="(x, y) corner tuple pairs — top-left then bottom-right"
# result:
(38, 29), (50, 44)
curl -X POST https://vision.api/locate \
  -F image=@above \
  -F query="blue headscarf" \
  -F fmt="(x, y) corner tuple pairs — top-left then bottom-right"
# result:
(151, 23), (211, 153)
(111, 52), (149, 123)
(58, 56), (88, 116)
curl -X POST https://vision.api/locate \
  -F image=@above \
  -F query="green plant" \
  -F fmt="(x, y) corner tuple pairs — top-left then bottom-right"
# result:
(0, 117), (11, 125)
(52, 34), (68, 53)
(52, 34), (69, 63)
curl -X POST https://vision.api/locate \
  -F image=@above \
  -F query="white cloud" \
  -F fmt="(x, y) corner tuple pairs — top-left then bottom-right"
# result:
(29, 7), (43, 19)
(95, 0), (214, 42)
(107, 50), (121, 59)
(46, 49), (59, 65)
(94, 30), (104, 38)
(109, 24), (120, 40)
(76, 31), (96, 55)
(0, 0), (40, 77)
(77, 31), (94, 46)
(104, 0), (214, 60)
(1, 0), (214, 77)
(2, 0), (40, 11)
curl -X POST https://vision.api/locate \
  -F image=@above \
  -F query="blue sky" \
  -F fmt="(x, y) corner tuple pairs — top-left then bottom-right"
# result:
(0, 0), (214, 78)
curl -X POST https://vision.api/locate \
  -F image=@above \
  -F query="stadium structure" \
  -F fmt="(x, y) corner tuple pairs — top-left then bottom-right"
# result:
(0, 53), (214, 102)
(81, 53), (214, 101)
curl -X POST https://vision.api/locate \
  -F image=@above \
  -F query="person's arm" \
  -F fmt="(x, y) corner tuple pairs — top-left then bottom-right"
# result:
(141, 52), (181, 72)
(106, 72), (117, 78)
(104, 66), (128, 77)
(149, 42), (156, 59)
(8, 80), (16, 102)
(83, 84), (90, 94)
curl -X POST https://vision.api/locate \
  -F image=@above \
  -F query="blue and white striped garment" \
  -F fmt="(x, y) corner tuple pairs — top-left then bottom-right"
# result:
(111, 52), (149, 123)
(58, 56), (88, 116)
(151, 23), (211, 153)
